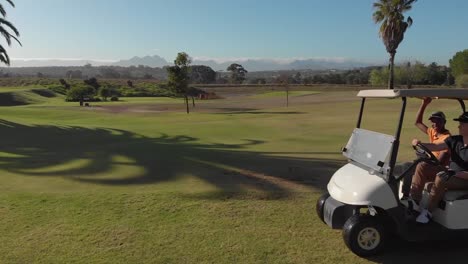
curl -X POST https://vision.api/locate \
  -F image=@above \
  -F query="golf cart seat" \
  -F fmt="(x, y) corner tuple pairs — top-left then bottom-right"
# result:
(443, 190), (468, 201)
(423, 182), (468, 201)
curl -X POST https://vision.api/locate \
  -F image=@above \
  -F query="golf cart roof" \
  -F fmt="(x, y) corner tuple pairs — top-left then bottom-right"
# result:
(358, 89), (468, 99)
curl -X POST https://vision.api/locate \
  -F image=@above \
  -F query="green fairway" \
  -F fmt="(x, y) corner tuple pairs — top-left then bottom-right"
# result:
(0, 87), (464, 263)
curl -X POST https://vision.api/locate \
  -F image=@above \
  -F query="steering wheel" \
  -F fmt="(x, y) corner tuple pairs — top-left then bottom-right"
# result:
(413, 143), (440, 166)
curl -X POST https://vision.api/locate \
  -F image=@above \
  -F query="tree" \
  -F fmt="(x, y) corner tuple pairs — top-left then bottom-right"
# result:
(99, 67), (121, 79)
(277, 74), (290, 107)
(66, 85), (96, 105)
(293, 72), (302, 84)
(449, 49), (468, 79)
(99, 86), (112, 101)
(66, 70), (83, 79)
(369, 67), (388, 86)
(189, 65), (216, 84)
(167, 52), (191, 113)
(84, 77), (100, 90)
(0, 0), (20, 65)
(373, 0), (416, 89)
(227, 63), (248, 84)
(426, 62), (446, 85)
(59, 78), (70, 89)
(455, 74), (468, 88)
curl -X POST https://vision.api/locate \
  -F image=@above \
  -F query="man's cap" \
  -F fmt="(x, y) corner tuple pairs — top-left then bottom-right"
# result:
(428, 111), (446, 121)
(454, 112), (468, 123)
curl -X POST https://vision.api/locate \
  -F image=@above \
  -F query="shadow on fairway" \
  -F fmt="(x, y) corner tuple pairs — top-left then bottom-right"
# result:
(0, 119), (344, 198)
(216, 111), (306, 115)
(367, 238), (468, 264)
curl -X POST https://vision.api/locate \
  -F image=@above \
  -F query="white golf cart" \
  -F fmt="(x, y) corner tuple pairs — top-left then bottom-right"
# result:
(316, 88), (468, 257)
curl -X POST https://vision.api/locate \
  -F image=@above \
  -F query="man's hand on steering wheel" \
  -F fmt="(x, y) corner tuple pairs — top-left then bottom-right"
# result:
(412, 141), (440, 166)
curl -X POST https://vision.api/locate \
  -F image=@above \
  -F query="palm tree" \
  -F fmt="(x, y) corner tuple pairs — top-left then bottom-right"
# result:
(0, 0), (20, 65)
(373, 0), (416, 89)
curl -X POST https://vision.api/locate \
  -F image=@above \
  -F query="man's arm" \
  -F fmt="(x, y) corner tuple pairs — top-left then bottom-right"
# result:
(415, 98), (431, 134)
(412, 138), (448, 152)
(438, 151), (450, 165)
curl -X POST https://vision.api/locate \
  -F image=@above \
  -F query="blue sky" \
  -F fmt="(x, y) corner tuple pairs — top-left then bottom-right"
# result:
(5, 0), (468, 66)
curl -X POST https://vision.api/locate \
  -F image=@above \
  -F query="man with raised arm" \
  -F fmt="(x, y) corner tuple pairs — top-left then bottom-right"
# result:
(406, 98), (450, 203)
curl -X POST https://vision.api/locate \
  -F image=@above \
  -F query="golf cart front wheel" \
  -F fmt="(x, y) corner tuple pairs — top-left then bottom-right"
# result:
(315, 192), (330, 223)
(342, 214), (386, 257)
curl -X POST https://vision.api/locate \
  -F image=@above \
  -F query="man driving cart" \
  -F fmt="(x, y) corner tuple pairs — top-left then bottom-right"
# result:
(412, 111), (468, 223)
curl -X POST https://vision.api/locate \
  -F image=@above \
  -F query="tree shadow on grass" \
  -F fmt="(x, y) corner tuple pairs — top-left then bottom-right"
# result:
(216, 111), (306, 115)
(366, 238), (468, 264)
(0, 119), (344, 199)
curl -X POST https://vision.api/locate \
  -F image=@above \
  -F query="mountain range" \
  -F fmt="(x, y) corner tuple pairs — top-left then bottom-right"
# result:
(11, 55), (377, 71)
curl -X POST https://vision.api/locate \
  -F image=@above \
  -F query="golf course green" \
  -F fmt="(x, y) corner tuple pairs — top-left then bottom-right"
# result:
(0, 86), (464, 263)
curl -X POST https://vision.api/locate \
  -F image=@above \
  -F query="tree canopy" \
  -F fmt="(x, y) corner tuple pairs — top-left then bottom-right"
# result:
(369, 61), (450, 86)
(449, 49), (468, 78)
(227, 63), (248, 84)
(189, 65), (216, 84)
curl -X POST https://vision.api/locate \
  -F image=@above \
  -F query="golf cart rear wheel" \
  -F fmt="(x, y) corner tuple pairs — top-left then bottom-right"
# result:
(342, 214), (386, 257)
(315, 192), (330, 223)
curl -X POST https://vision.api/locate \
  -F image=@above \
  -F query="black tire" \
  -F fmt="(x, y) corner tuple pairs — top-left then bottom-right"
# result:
(315, 192), (330, 223)
(342, 214), (386, 257)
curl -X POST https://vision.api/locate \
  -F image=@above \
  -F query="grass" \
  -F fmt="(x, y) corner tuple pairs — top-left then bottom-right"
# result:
(249, 91), (320, 98)
(0, 86), (464, 263)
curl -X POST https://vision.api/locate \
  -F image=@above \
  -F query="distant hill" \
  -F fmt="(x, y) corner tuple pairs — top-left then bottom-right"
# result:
(11, 55), (376, 72)
(112, 55), (169, 67)
(114, 56), (374, 71)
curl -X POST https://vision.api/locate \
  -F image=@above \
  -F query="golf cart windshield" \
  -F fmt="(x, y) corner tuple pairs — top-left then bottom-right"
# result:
(343, 128), (395, 176)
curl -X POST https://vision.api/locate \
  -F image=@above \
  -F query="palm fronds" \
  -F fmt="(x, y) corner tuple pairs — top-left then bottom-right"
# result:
(0, 0), (19, 66)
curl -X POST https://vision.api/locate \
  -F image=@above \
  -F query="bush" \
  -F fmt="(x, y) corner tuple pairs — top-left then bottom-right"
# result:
(456, 74), (468, 88)
(98, 86), (112, 101)
(118, 85), (175, 97)
(110, 96), (119, 101)
(66, 85), (96, 101)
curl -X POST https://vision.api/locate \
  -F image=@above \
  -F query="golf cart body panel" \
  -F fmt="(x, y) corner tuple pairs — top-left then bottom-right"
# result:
(421, 189), (468, 230)
(433, 199), (468, 229)
(327, 128), (398, 209)
(328, 163), (397, 209)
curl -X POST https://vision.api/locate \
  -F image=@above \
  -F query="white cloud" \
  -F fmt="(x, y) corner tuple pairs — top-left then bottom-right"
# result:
(192, 56), (361, 64)
(11, 57), (118, 63)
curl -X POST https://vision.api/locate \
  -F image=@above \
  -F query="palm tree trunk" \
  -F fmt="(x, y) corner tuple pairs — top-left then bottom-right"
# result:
(388, 51), (396, 90)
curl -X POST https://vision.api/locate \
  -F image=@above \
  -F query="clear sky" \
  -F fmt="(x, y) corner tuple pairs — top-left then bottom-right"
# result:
(5, 0), (468, 66)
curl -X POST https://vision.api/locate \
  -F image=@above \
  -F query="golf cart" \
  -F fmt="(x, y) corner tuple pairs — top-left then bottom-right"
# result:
(316, 88), (468, 257)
